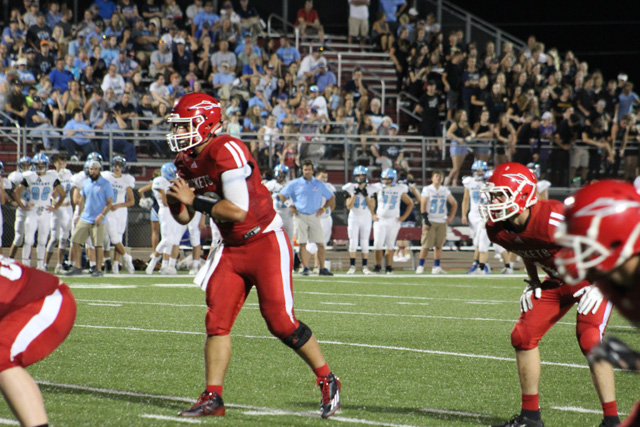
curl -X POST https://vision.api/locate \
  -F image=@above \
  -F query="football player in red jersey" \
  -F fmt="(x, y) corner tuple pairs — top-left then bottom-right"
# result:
(555, 180), (640, 427)
(0, 256), (76, 426)
(480, 163), (619, 427)
(164, 93), (340, 419)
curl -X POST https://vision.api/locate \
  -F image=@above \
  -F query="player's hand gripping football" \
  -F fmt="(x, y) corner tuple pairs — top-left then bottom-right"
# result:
(572, 285), (604, 315)
(520, 279), (542, 313)
(588, 336), (640, 371)
(167, 177), (196, 207)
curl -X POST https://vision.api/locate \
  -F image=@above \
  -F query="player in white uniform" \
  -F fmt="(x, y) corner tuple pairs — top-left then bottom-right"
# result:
(416, 170), (458, 274)
(45, 154), (74, 274)
(102, 156), (136, 274)
(342, 166), (375, 274)
(8, 156), (33, 260)
(528, 162), (551, 200)
(146, 162), (182, 274)
(309, 166), (336, 273)
(461, 160), (491, 275)
(13, 153), (66, 269)
(370, 168), (413, 274)
(0, 162), (11, 255)
(264, 164), (294, 249)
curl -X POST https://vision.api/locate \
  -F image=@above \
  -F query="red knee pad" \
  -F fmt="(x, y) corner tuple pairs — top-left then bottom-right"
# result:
(577, 323), (601, 355)
(510, 323), (539, 351)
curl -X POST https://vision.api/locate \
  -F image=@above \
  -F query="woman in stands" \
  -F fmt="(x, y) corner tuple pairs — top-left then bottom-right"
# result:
(445, 109), (475, 186)
(371, 11), (393, 52)
(494, 112), (516, 166)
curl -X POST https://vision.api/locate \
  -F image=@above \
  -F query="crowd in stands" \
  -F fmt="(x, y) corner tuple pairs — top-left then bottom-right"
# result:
(0, 0), (638, 187)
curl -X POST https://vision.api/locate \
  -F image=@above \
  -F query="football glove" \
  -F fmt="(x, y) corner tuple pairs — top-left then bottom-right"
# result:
(421, 212), (431, 227)
(573, 285), (604, 315)
(139, 197), (154, 210)
(588, 336), (640, 371)
(361, 187), (368, 197)
(520, 280), (542, 313)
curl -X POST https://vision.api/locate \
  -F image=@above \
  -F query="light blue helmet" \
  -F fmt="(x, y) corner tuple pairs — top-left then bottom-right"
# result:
(18, 156), (33, 172)
(87, 152), (103, 162)
(161, 162), (177, 180)
(526, 162), (541, 179)
(112, 155), (127, 172)
(381, 168), (397, 184)
(274, 164), (289, 182)
(33, 152), (49, 174)
(471, 160), (487, 172)
(83, 160), (92, 173)
(0, 160), (3, 174)
(353, 165), (369, 183)
(484, 169), (494, 181)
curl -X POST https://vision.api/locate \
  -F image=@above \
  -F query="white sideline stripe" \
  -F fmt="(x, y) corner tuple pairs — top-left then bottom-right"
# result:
(37, 381), (421, 427)
(320, 302), (356, 306)
(420, 407), (489, 418)
(153, 283), (199, 288)
(87, 303), (123, 307)
(75, 298), (636, 330)
(551, 406), (627, 415)
(70, 284), (137, 289)
(74, 324), (590, 369)
(299, 291), (514, 304)
(140, 414), (201, 424)
(0, 418), (19, 425)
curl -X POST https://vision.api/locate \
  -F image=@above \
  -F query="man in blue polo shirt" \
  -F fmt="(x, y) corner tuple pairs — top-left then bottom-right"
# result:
(48, 57), (74, 93)
(276, 37), (301, 67)
(61, 108), (96, 160)
(67, 160), (113, 277)
(279, 159), (335, 276)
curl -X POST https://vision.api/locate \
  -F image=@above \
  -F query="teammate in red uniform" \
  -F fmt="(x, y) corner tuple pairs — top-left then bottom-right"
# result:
(0, 256), (76, 426)
(480, 163), (619, 427)
(555, 180), (640, 427)
(164, 93), (340, 418)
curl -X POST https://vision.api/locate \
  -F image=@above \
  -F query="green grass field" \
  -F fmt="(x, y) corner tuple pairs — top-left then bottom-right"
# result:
(2, 273), (639, 426)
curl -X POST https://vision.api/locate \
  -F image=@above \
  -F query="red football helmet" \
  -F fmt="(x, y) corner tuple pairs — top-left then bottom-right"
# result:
(555, 180), (640, 284)
(479, 162), (538, 222)
(167, 92), (222, 152)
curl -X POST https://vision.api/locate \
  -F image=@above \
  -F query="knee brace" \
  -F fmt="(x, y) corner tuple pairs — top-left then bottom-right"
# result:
(281, 321), (312, 350)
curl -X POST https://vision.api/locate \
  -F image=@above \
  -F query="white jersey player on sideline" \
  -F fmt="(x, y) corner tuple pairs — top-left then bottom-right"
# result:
(483, 168), (515, 274)
(461, 160), (491, 275)
(0, 161), (11, 254)
(8, 156), (33, 260)
(308, 166), (336, 273)
(527, 162), (551, 200)
(264, 164), (294, 248)
(342, 165), (375, 275)
(102, 155), (136, 274)
(369, 168), (413, 274)
(45, 153), (74, 274)
(13, 153), (65, 269)
(146, 162), (182, 275)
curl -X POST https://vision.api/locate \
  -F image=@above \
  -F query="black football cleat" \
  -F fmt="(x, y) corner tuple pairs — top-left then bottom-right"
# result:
(492, 414), (544, 427)
(318, 373), (341, 418)
(179, 391), (225, 417)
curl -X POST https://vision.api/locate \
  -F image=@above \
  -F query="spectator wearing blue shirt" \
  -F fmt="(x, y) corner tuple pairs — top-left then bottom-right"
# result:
(92, 0), (117, 21)
(100, 36), (118, 65)
(279, 159), (335, 276)
(617, 82), (639, 122)
(276, 37), (301, 67)
(234, 34), (261, 56)
(67, 34), (88, 57)
(248, 86), (271, 112)
(61, 109), (97, 160)
(45, 2), (62, 29)
(314, 60), (337, 93)
(379, 0), (407, 30)
(242, 54), (263, 76)
(48, 58), (74, 93)
(111, 48), (139, 80)
(194, 21), (216, 43)
(2, 20), (26, 51)
(211, 62), (235, 98)
(67, 160), (113, 276)
(192, 2), (220, 33)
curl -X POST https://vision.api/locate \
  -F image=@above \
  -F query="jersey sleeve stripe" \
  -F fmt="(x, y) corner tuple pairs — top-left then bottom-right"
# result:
(224, 142), (243, 168)
(549, 212), (565, 220)
(227, 140), (248, 166)
(549, 219), (561, 227)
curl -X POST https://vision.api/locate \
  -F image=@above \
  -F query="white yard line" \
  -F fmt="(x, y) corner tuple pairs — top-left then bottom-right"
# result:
(551, 406), (627, 415)
(87, 303), (123, 307)
(0, 418), (19, 426)
(140, 414), (202, 423)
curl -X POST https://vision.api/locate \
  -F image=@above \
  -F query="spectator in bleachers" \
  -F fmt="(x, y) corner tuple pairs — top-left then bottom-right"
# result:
(581, 118), (610, 182)
(146, 101), (170, 157)
(210, 39), (235, 73)
(141, 0), (163, 22)
(616, 114), (639, 181)
(616, 82), (638, 122)
(210, 60), (234, 98)
(46, 2), (62, 32)
(27, 12), (52, 52)
(16, 58), (36, 92)
(414, 79), (444, 139)
(371, 11), (393, 52)
(48, 57), (72, 94)
(248, 85), (272, 114)
(61, 108), (96, 159)
(61, 79), (85, 119)
(389, 26), (410, 93)
(192, 1), (220, 36)
(298, 47), (323, 81)
(343, 68), (368, 105)
(118, 0), (141, 26)
(34, 40), (56, 78)
(3, 19), (25, 52)
(101, 63), (125, 96)
(100, 35), (118, 65)
(276, 37), (301, 68)
(185, 0), (203, 27)
(113, 91), (136, 124)
(236, 0), (263, 39)
(93, 0), (117, 21)
(242, 52), (263, 76)
(5, 81), (27, 124)
(378, 0), (407, 32)
(171, 37), (193, 77)
(296, 0), (325, 44)
(254, 114), (280, 168)
(23, 2), (40, 29)
(149, 73), (170, 104)
(84, 87), (107, 127)
(112, 48), (139, 80)
(149, 40), (172, 77)
(308, 84), (328, 119)
(445, 109), (475, 186)
(314, 61), (336, 94)
(348, 0), (369, 47)
(93, 107), (137, 162)
(272, 93), (288, 121)
(442, 50), (464, 120)
(26, 96), (59, 149)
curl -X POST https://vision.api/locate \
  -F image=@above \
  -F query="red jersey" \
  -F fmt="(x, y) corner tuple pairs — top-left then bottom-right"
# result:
(175, 134), (276, 246)
(0, 257), (59, 318)
(486, 199), (566, 282)
(296, 8), (319, 25)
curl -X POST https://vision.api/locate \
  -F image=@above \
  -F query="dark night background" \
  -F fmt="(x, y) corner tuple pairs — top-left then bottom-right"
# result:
(264, 0), (639, 86)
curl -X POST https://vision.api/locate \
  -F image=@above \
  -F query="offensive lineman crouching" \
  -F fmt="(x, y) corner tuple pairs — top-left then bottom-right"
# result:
(164, 93), (341, 418)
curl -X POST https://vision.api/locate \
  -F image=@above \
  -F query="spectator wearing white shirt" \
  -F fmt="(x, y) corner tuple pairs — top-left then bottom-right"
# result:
(149, 40), (173, 77)
(348, 0), (370, 47)
(101, 63), (125, 97)
(149, 73), (170, 104)
(308, 85), (328, 119)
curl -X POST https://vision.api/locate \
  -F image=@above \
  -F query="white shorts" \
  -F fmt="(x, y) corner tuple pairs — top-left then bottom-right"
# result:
(24, 207), (52, 247)
(373, 217), (401, 250)
(469, 214), (491, 252)
(277, 210), (294, 247)
(320, 215), (332, 247)
(157, 207), (185, 254)
(106, 209), (128, 245)
(347, 213), (372, 253)
(187, 211), (203, 247)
